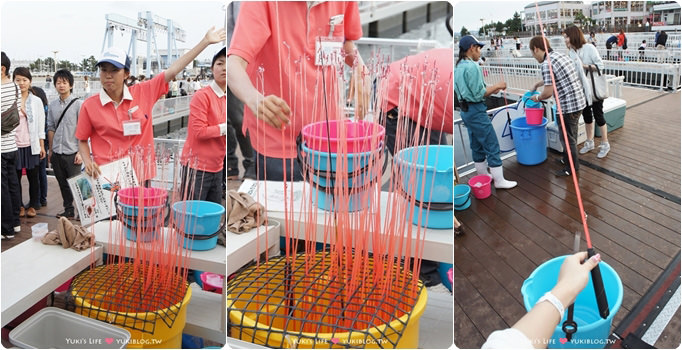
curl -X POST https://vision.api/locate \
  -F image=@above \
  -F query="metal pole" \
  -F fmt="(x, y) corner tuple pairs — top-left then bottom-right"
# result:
(53, 51), (58, 72)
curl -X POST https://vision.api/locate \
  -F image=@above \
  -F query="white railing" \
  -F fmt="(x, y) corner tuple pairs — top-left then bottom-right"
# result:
(483, 57), (679, 91)
(602, 61), (680, 90)
(478, 44), (681, 63)
(355, 37), (441, 63)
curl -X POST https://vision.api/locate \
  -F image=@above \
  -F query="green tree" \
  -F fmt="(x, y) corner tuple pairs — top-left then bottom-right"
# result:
(86, 55), (98, 72)
(510, 11), (523, 33)
(460, 26), (470, 37)
(495, 21), (504, 33)
(43, 57), (55, 72)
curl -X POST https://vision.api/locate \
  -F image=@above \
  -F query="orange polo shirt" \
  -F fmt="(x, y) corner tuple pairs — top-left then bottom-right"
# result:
(228, 1), (362, 159)
(76, 73), (168, 182)
(180, 81), (227, 172)
(385, 48), (454, 134)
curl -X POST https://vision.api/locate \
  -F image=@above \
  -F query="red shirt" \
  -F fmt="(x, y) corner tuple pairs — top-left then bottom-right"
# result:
(385, 48), (454, 134)
(228, 1), (362, 158)
(180, 82), (227, 172)
(76, 73), (168, 181)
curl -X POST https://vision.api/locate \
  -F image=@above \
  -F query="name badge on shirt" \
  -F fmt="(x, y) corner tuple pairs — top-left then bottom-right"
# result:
(315, 37), (344, 66)
(122, 120), (142, 136)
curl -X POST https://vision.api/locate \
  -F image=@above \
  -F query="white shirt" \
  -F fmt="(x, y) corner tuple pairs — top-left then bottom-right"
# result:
(99, 84), (133, 109)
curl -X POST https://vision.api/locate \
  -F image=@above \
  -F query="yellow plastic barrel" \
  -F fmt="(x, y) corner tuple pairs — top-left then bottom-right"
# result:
(228, 254), (428, 349)
(70, 264), (191, 349)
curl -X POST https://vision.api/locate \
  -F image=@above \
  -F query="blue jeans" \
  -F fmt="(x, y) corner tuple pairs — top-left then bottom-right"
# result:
(460, 102), (502, 167)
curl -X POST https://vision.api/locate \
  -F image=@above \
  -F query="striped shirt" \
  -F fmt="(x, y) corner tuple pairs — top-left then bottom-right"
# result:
(1, 81), (19, 153)
(541, 51), (587, 115)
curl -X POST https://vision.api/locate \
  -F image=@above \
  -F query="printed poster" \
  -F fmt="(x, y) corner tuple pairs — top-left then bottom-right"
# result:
(67, 156), (139, 223)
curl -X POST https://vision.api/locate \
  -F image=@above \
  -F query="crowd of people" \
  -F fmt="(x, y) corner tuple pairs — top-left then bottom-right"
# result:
(1, 26), (229, 239)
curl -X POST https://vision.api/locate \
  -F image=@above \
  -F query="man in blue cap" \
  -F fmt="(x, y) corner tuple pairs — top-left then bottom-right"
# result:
(454, 35), (517, 189)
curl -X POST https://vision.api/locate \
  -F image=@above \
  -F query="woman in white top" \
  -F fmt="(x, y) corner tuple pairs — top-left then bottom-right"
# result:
(563, 26), (610, 159)
(12, 67), (46, 218)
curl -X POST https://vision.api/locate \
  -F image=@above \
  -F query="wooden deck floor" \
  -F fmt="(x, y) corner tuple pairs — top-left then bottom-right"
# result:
(454, 92), (681, 348)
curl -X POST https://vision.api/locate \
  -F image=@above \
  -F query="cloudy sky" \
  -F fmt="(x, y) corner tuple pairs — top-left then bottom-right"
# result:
(1, 0), (225, 63)
(452, 1), (536, 35)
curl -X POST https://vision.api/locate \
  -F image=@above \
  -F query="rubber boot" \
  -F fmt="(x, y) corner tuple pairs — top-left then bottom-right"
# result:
(474, 162), (490, 176)
(490, 166), (517, 189)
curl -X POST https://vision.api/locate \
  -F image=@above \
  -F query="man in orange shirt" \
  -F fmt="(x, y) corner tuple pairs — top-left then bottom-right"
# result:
(227, 2), (364, 181)
(180, 47), (227, 204)
(76, 27), (226, 183)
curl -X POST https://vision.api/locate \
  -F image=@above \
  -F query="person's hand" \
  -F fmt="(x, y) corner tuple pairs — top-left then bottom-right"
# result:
(551, 251), (601, 307)
(250, 95), (291, 130)
(39, 147), (46, 160)
(348, 64), (370, 119)
(203, 26), (227, 45)
(84, 159), (101, 179)
(74, 153), (82, 165)
(496, 81), (507, 92)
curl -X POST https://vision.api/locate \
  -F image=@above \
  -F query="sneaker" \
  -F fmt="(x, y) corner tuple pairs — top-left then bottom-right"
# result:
(56, 211), (75, 219)
(555, 158), (566, 166)
(19, 207), (25, 217)
(13, 226), (20, 233)
(26, 207), (37, 218)
(1, 233), (14, 240)
(579, 140), (595, 154)
(597, 142), (610, 158)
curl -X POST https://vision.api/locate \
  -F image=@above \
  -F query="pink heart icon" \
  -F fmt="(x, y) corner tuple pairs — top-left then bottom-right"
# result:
(105, 338), (114, 344)
(331, 338), (340, 344)
(559, 338), (568, 344)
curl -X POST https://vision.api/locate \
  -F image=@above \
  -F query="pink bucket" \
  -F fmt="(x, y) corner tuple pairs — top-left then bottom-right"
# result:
(200, 272), (224, 294)
(301, 120), (385, 153)
(117, 187), (168, 207)
(468, 175), (492, 199)
(525, 108), (544, 125)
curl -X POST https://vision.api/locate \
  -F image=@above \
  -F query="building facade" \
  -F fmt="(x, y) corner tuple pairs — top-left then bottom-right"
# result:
(590, 1), (648, 31)
(650, 1), (681, 31)
(523, 1), (590, 35)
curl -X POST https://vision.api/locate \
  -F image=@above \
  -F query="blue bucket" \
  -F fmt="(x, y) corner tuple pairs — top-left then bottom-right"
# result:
(454, 196), (471, 211)
(311, 186), (371, 212)
(453, 184), (470, 207)
(172, 200), (225, 251)
(124, 227), (159, 242)
(439, 263), (453, 292)
(409, 201), (453, 229)
(510, 117), (548, 165)
(521, 255), (623, 348)
(394, 145), (454, 204)
(522, 91), (542, 109)
(117, 202), (165, 217)
(300, 142), (378, 188)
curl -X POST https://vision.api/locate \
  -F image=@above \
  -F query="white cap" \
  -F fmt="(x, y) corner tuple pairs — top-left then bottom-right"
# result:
(97, 47), (131, 70)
